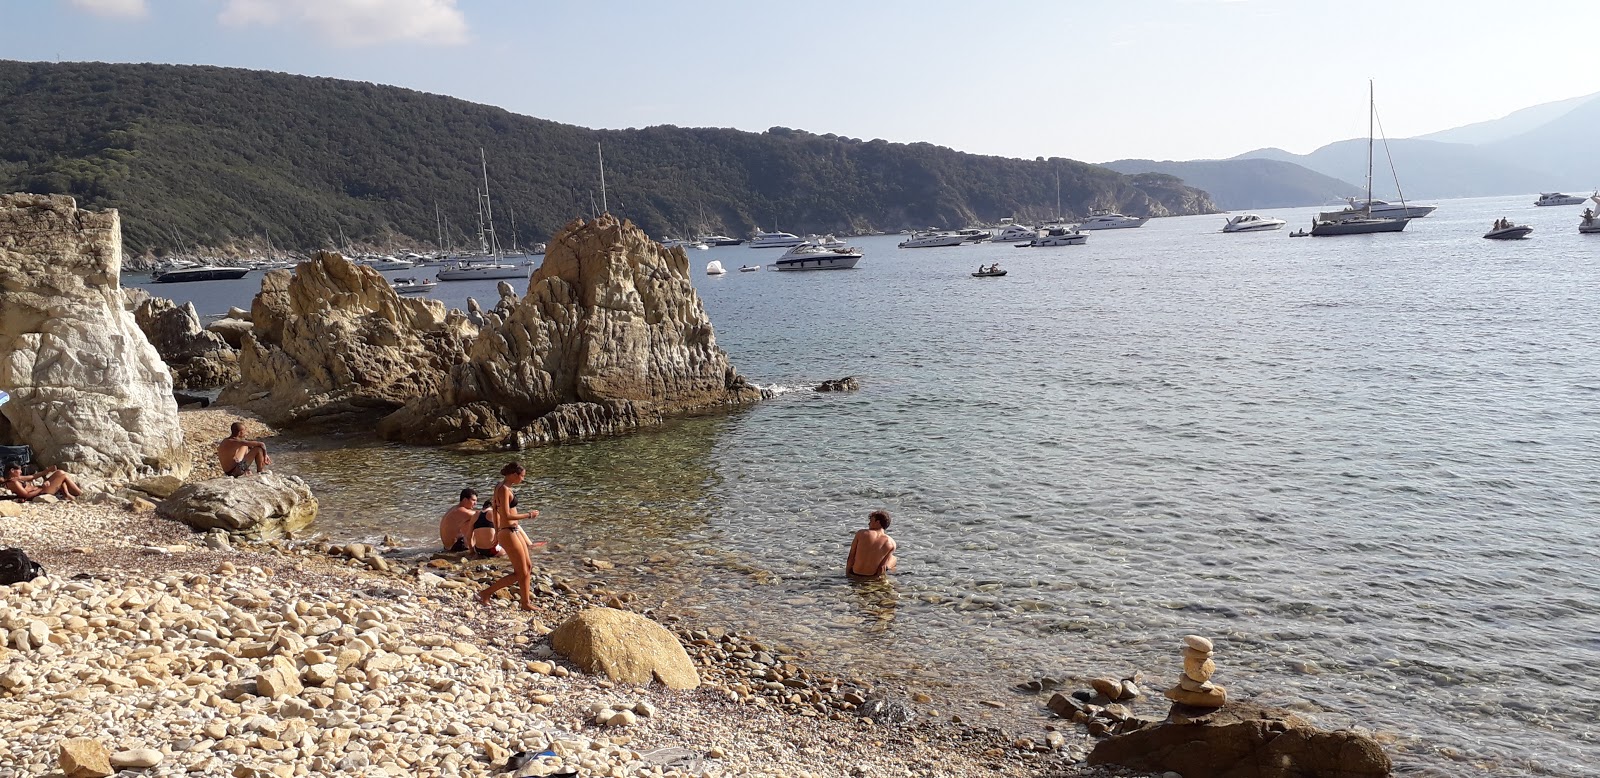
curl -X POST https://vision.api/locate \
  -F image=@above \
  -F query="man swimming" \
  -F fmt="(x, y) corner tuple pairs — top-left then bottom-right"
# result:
(846, 509), (898, 577)
(217, 422), (271, 477)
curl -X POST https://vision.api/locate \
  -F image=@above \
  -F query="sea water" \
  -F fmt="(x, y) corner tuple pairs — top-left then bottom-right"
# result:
(136, 194), (1600, 776)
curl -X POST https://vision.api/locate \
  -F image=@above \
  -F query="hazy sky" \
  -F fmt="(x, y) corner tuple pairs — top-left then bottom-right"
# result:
(6, 0), (1598, 162)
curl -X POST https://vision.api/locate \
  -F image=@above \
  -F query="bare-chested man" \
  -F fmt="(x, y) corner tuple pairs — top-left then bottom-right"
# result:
(846, 510), (898, 577)
(217, 422), (271, 477)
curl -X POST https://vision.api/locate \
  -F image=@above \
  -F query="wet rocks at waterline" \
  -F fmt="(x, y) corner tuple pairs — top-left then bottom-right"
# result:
(1164, 634), (1227, 708)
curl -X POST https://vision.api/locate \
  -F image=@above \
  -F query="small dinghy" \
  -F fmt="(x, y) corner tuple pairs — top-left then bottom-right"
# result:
(1289, 229), (1310, 237)
(1483, 219), (1533, 240)
(971, 269), (1008, 278)
(706, 260), (726, 275)
(739, 265), (759, 272)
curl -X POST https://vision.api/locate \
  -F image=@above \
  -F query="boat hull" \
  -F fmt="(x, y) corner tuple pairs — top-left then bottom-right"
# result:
(1536, 197), (1585, 206)
(1076, 217), (1148, 230)
(435, 264), (530, 280)
(152, 268), (251, 283)
(898, 236), (966, 248)
(972, 271), (1008, 277)
(1309, 217), (1409, 236)
(1483, 227), (1533, 240)
(772, 256), (861, 271)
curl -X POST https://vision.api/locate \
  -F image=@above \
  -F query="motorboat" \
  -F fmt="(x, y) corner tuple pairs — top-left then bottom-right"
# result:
(660, 237), (690, 249)
(993, 224), (1039, 242)
(972, 268), (1008, 277)
(1075, 211), (1148, 230)
(1015, 226), (1087, 247)
(1221, 214), (1287, 233)
(772, 243), (862, 271)
(1312, 81), (1411, 237)
(697, 234), (744, 246)
(739, 264), (760, 272)
(806, 234), (850, 249)
(1343, 198), (1437, 219)
(152, 265), (251, 283)
(435, 260), (532, 281)
(898, 231), (966, 248)
(1289, 229), (1310, 237)
(955, 228), (992, 243)
(706, 260), (726, 275)
(1535, 192), (1586, 206)
(748, 230), (806, 249)
(1580, 196), (1600, 234)
(363, 256), (414, 271)
(1483, 219), (1533, 240)
(391, 277), (437, 294)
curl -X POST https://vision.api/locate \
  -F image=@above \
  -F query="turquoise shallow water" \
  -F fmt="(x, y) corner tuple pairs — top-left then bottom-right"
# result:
(136, 195), (1600, 776)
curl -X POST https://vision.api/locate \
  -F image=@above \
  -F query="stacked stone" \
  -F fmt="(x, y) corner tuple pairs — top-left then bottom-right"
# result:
(1163, 634), (1226, 708)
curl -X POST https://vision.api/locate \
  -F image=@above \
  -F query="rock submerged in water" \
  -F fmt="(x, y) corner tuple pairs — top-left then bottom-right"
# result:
(814, 376), (859, 392)
(1088, 701), (1392, 778)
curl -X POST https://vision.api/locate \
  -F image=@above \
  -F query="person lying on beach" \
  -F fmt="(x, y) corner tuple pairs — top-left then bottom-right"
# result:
(217, 422), (271, 477)
(846, 509), (898, 578)
(438, 488), (502, 557)
(3, 463), (83, 501)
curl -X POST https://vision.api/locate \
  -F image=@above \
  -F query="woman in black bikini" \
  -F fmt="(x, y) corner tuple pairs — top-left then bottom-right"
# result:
(477, 462), (539, 610)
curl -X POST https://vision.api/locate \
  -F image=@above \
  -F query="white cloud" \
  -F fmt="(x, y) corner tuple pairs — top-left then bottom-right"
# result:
(218, 0), (469, 46)
(65, 0), (149, 18)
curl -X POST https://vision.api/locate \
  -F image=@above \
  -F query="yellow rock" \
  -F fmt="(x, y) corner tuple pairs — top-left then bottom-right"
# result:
(550, 607), (700, 689)
(1183, 655), (1216, 682)
(58, 738), (112, 778)
(1163, 683), (1227, 708)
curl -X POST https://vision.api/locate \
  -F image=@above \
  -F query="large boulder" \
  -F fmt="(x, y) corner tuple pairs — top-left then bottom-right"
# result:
(1088, 701), (1392, 778)
(0, 194), (189, 479)
(217, 252), (475, 427)
(128, 292), (239, 390)
(156, 472), (318, 539)
(550, 607), (700, 690)
(380, 215), (765, 446)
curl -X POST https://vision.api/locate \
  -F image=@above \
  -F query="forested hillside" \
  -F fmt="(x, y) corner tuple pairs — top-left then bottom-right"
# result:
(0, 60), (1217, 255)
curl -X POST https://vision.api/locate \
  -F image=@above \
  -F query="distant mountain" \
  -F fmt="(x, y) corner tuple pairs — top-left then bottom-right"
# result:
(1419, 92), (1599, 145)
(1100, 158), (1361, 209)
(1231, 138), (1556, 200)
(1484, 95), (1600, 188)
(0, 60), (1217, 255)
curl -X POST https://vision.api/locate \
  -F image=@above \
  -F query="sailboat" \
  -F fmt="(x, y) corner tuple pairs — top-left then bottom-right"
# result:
(437, 149), (537, 281)
(1310, 81), (1410, 237)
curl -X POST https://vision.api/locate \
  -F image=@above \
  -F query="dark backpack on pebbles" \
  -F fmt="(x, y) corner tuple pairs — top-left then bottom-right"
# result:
(0, 547), (44, 585)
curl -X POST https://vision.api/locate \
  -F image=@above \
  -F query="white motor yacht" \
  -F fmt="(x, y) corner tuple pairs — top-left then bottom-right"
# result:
(993, 224), (1039, 242)
(898, 231), (967, 248)
(696, 234), (744, 246)
(955, 228), (992, 243)
(1075, 211), (1149, 230)
(435, 260), (532, 281)
(1343, 198), (1436, 219)
(391, 277), (437, 294)
(748, 230), (806, 249)
(363, 256), (414, 271)
(1221, 214), (1287, 233)
(772, 243), (862, 271)
(1015, 226), (1087, 247)
(806, 234), (849, 249)
(1536, 192), (1586, 206)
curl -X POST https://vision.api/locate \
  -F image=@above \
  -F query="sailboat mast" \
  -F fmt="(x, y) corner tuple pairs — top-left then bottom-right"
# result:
(597, 142), (609, 215)
(1365, 79), (1374, 216)
(479, 148), (500, 258)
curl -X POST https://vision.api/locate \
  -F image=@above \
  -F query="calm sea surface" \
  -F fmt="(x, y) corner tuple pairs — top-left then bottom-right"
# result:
(133, 195), (1600, 777)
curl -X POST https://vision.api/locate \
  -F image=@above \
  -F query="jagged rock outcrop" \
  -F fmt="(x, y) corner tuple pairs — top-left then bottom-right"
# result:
(127, 292), (239, 389)
(378, 215), (765, 446)
(0, 194), (189, 479)
(217, 252), (476, 427)
(155, 472), (318, 540)
(1088, 701), (1392, 778)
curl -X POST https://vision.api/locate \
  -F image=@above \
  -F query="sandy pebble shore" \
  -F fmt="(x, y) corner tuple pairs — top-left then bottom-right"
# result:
(0, 409), (1155, 778)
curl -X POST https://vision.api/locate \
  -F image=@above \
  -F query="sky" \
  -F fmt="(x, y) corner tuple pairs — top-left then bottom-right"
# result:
(3, 0), (1598, 163)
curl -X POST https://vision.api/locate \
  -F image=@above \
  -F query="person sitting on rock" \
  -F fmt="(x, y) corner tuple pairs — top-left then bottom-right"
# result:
(217, 421), (271, 477)
(2, 463), (82, 501)
(846, 509), (898, 578)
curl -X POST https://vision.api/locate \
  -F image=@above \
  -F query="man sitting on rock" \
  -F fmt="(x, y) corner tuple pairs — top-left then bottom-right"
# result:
(846, 509), (898, 578)
(3, 463), (83, 501)
(217, 422), (271, 477)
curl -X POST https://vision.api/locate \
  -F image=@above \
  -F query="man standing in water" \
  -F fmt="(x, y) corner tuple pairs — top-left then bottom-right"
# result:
(217, 422), (271, 476)
(847, 510), (898, 577)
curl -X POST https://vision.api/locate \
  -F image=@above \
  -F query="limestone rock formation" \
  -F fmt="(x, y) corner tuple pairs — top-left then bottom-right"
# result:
(550, 607), (701, 689)
(0, 194), (189, 479)
(380, 215), (765, 446)
(206, 317), (253, 349)
(217, 252), (475, 427)
(1088, 701), (1392, 778)
(156, 472), (318, 540)
(128, 292), (239, 389)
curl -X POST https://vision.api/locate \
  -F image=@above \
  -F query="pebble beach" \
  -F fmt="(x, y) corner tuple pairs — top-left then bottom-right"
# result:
(0, 409), (1157, 778)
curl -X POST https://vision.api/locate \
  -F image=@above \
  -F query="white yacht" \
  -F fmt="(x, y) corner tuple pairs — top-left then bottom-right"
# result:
(696, 234), (744, 246)
(748, 230), (806, 249)
(955, 228), (992, 242)
(363, 256), (415, 271)
(898, 231), (967, 248)
(993, 224), (1038, 242)
(1536, 192), (1586, 206)
(1075, 212), (1149, 230)
(1344, 198), (1436, 219)
(659, 237), (690, 249)
(806, 234), (849, 249)
(1221, 214), (1287, 233)
(1015, 226), (1087, 247)
(435, 260), (533, 281)
(772, 243), (862, 271)
(391, 277), (437, 294)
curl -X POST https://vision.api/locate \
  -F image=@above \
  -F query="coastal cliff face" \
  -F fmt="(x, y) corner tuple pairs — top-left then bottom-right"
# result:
(0, 193), (189, 479)
(217, 252), (476, 427)
(378, 215), (764, 446)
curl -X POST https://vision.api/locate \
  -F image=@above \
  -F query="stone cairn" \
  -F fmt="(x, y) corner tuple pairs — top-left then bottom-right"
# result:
(1163, 634), (1226, 708)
